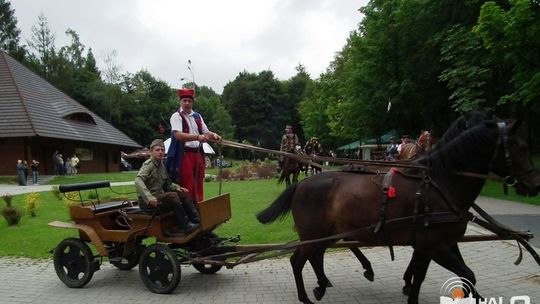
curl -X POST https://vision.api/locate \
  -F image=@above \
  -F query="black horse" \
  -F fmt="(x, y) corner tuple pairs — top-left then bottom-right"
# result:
(257, 113), (540, 304)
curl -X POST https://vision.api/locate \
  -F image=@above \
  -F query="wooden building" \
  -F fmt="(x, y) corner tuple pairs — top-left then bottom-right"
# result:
(0, 51), (140, 175)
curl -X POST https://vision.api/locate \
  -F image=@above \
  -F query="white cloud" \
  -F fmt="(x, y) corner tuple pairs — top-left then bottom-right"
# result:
(11, 0), (367, 93)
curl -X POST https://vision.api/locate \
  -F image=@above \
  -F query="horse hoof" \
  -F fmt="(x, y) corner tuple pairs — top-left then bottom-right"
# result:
(326, 280), (333, 288)
(402, 284), (412, 296)
(364, 270), (374, 282)
(313, 287), (325, 301)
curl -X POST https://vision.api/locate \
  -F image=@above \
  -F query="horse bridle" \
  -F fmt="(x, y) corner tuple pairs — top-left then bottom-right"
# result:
(490, 121), (537, 192)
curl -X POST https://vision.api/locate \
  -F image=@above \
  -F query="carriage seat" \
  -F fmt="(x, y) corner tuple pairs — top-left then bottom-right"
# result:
(92, 201), (136, 214)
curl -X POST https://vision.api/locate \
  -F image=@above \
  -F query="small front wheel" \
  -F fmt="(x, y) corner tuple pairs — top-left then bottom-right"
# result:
(53, 238), (95, 288)
(138, 244), (181, 294)
(193, 263), (223, 274)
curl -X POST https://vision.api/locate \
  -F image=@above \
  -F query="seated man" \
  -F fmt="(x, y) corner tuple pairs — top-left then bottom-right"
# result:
(135, 139), (200, 236)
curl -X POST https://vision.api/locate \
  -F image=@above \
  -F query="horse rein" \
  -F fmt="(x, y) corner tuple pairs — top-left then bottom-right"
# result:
(217, 139), (517, 185)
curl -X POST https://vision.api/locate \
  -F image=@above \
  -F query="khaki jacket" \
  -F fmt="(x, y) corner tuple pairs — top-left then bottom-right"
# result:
(134, 157), (176, 205)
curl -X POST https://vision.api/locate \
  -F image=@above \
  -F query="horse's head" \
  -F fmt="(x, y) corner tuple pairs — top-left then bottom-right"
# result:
(416, 131), (433, 153)
(489, 119), (540, 196)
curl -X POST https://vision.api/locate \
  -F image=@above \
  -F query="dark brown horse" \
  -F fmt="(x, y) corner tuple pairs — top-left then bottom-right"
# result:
(258, 113), (540, 304)
(279, 145), (304, 187)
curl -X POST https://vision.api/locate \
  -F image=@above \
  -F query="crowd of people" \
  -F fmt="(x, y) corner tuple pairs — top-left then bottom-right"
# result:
(52, 151), (80, 176)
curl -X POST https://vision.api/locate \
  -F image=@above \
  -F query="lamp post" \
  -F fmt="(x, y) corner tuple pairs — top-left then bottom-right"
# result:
(187, 59), (195, 90)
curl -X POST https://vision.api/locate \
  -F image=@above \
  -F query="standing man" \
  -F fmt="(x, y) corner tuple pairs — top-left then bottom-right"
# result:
(166, 88), (221, 202)
(278, 125), (299, 171)
(135, 139), (200, 236)
(30, 160), (40, 185)
(70, 154), (80, 175)
(386, 137), (399, 160)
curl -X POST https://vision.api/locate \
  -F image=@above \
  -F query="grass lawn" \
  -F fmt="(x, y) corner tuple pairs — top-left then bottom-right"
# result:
(479, 154), (540, 205)
(0, 178), (295, 258)
(1, 153), (538, 259)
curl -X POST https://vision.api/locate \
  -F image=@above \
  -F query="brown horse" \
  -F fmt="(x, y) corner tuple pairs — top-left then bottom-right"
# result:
(279, 145), (304, 187)
(398, 131), (434, 160)
(258, 113), (540, 304)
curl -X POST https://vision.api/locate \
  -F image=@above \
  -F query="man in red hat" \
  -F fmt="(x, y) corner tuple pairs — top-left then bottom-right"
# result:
(166, 88), (221, 203)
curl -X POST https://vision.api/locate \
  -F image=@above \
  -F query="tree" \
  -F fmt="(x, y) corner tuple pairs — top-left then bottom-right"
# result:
(438, 25), (491, 112)
(474, 0), (540, 108)
(102, 49), (122, 84)
(0, 0), (26, 60)
(27, 13), (56, 79)
(284, 64), (314, 142)
(222, 70), (288, 149)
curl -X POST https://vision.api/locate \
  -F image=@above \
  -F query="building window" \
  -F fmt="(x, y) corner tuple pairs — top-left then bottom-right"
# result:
(63, 112), (96, 124)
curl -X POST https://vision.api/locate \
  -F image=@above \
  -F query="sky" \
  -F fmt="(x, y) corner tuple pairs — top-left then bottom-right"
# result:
(11, 0), (368, 93)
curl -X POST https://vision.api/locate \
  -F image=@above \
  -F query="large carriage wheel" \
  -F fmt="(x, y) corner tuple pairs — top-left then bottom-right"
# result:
(138, 244), (181, 294)
(53, 238), (95, 288)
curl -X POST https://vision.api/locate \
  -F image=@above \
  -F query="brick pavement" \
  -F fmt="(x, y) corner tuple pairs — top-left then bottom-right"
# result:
(0, 225), (539, 304)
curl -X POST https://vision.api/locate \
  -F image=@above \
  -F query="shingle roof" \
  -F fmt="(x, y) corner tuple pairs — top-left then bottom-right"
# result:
(0, 52), (140, 148)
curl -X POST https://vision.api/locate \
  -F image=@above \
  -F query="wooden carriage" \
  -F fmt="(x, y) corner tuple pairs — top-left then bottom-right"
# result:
(49, 180), (232, 294)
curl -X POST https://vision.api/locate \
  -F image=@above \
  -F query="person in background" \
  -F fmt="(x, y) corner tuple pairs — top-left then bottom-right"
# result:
(397, 135), (410, 154)
(278, 125), (299, 171)
(52, 150), (59, 175)
(56, 153), (64, 175)
(65, 157), (72, 175)
(136, 139), (200, 236)
(16, 160), (26, 186)
(70, 154), (80, 174)
(386, 137), (399, 160)
(30, 160), (40, 185)
(23, 160), (29, 182)
(166, 88), (221, 202)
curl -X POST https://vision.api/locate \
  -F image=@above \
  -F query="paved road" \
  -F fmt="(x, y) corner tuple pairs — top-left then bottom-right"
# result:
(1, 184), (539, 303)
(0, 224), (539, 304)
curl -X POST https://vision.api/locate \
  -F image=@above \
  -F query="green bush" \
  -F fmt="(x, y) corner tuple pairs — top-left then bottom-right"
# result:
(50, 186), (61, 200)
(1, 206), (22, 226)
(1, 193), (14, 207)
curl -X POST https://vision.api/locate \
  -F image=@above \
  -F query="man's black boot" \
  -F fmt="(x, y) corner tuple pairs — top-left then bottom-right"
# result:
(183, 199), (201, 224)
(168, 205), (200, 236)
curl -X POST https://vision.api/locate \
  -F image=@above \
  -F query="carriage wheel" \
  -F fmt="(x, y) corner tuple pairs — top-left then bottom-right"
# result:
(138, 244), (181, 294)
(109, 241), (144, 271)
(188, 232), (223, 274)
(53, 238), (95, 288)
(111, 251), (140, 271)
(192, 263), (223, 274)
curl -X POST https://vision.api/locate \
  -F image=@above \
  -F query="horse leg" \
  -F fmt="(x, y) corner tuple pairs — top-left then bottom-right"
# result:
(402, 249), (420, 295)
(290, 247), (315, 304)
(286, 173), (291, 187)
(309, 247), (333, 301)
(292, 171), (299, 184)
(434, 244), (482, 300)
(405, 250), (431, 304)
(349, 247), (374, 281)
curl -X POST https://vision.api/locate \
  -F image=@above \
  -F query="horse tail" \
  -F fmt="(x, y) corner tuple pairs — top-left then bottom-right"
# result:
(257, 183), (298, 224)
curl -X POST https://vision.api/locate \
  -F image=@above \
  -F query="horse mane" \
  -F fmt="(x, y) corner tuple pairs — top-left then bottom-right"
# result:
(419, 120), (498, 175)
(433, 111), (490, 150)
